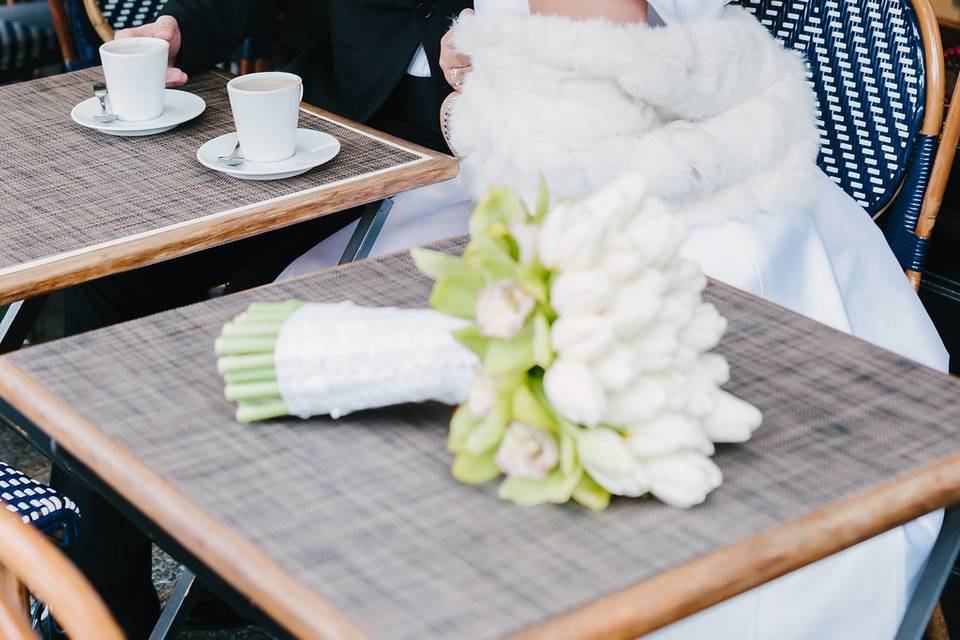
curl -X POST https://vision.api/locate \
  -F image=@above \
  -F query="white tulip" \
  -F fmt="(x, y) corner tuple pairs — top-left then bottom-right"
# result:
(495, 422), (559, 480)
(579, 174), (647, 233)
(697, 353), (730, 385)
(600, 250), (645, 284)
(579, 427), (650, 497)
(627, 414), (713, 457)
(646, 452), (723, 508)
(679, 303), (727, 352)
(591, 345), (639, 392)
(630, 322), (679, 359)
(626, 202), (686, 269)
(551, 270), (612, 316)
(669, 258), (708, 297)
(475, 280), (535, 339)
(679, 368), (719, 417)
(467, 373), (499, 418)
(551, 315), (615, 362)
(606, 271), (668, 337)
(543, 358), (607, 427)
(701, 390), (762, 443)
(509, 222), (540, 265)
(605, 377), (667, 424)
(538, 202), (607, 271)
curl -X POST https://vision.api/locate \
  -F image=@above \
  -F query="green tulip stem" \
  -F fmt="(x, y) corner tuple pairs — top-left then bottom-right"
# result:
(215, 336), (278, 356)
(217, 353), (276, 374)
(225, 381), (282, 402)
(236, 400), (291, 424)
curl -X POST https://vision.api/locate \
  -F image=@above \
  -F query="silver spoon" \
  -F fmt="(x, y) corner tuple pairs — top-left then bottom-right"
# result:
(92, 83), (116, 124)
(218, 140), (244, 167)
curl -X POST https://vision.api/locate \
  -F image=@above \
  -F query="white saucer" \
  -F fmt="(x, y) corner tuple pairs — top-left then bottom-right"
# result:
(71, 90), (206, 137)
(196, 129), (341, 181)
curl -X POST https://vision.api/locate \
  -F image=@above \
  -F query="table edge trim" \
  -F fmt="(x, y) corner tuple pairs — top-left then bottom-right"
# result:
(0, 359), (371, 640)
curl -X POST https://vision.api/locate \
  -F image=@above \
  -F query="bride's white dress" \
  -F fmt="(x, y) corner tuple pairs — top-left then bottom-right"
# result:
(279, 1), (948, 637)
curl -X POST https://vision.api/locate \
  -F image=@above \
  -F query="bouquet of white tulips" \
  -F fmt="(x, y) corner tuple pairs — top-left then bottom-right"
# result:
(411, 175), (761, 510)
(215, 175), (761, 510)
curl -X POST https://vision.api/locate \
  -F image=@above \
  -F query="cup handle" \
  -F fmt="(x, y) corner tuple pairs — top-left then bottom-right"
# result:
(299, 82), (304, 103)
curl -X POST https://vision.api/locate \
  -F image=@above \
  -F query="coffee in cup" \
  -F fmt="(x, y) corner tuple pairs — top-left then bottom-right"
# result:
(227, 72), (304, 163)
(99, 37), (168, 122)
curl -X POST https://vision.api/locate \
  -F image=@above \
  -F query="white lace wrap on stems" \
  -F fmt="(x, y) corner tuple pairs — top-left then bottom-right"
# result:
(274, 302), (479, 419)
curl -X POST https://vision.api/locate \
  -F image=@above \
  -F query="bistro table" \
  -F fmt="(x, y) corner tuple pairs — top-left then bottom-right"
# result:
(2, 236), (960, 639)
(0, 67), (457, 347)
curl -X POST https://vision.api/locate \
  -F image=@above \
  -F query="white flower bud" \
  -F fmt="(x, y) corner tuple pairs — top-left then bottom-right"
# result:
(579, 427), (650, 497)
(626, 203), (686, 269)
(475, 280), (535, 339)
(679, 303), (727, 352)
(467, 373), (499, 417)
(627, 414), (713, 457)
(646, 452), (723, 508)
(591, 345), (639, 392)
(551, 315), (615, 363)
(544, 358), (607, 428)
(495, 422), (559, 480)
(630, 322), (679, 358)
(605, 377), (667, 424)
(669, 258), (708, 297)
(538, 202), (607, 272)
(701, 390), (762, 443)
(606, 271), (668, 337)
(697, 353), (730, 385)
(551, 270), (612, 316)
(509, 222), (539, 265)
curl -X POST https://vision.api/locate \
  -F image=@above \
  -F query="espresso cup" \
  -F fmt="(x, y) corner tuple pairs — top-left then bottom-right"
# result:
(99, 37), (168, 122)
(227, 72), (304, 163)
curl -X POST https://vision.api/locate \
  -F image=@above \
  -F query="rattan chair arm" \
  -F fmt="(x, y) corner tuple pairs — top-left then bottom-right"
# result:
(0, 506), (124, 640)
(0, 581), (35, 640)
(82, 0), (114, 42)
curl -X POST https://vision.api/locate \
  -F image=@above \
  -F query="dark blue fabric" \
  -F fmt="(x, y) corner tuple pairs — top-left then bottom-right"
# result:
(1, 462), (80, 546)
(884, 134), (938, 271)
(0, 1), (60, 76)
(736, 0), (928, 219)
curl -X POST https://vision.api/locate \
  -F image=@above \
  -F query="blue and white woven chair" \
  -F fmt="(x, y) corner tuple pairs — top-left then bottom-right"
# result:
(0, 461), (80, 545)
(52, 0), (272, 74)
(736, 0), (960, 290)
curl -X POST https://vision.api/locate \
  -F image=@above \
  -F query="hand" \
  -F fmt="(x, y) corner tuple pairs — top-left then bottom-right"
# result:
(440, 8), (474, 90)
(115, 15), (187, 87)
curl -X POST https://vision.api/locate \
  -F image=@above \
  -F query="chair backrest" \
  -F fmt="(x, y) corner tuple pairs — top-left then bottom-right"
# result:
(735, 0), (928, 217)
(84, 0), (168, 42)
(0, 502), (123, 640)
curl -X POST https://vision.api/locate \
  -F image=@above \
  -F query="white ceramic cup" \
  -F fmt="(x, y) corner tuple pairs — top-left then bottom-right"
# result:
(99, 37), (168, 122)
(227, 72), (304, 163)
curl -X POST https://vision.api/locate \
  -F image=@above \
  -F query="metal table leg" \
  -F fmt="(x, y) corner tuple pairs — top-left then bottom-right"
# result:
(0, 296), (47, 355)
(894, 507), (960, 640)
(148, 570), (199, 640)
(338, 199), (394, 264)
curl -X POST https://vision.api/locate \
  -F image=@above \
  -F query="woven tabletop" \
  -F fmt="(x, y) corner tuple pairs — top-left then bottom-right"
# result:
(0, 68), (455, 303)
(5, 237), (960, 639)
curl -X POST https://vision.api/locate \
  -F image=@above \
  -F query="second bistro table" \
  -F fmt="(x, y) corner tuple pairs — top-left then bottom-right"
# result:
(3, 238), (960, 640)
(0, 67), (458, 344)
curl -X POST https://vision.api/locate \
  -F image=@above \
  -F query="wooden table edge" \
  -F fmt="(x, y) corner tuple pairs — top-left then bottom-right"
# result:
(0, 359), (370, 640)
(0, 71), (459, 305)
(1, 356), (959, 639)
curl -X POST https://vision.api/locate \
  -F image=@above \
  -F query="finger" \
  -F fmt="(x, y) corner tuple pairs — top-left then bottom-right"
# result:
(165, 67), (188, 87)
(153, 16), (179, 42)
(449, 52), (471, 69)
(459, 8), (475, 18)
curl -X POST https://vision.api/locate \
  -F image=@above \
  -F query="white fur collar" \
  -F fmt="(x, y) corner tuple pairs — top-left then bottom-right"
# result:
(449, 7), (822, 225)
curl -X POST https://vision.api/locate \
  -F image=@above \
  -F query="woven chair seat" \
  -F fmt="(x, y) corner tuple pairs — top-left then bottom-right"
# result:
(0, 2), (61, 76)
(1, 462), (79, 544)
(98, 0), (167, 31)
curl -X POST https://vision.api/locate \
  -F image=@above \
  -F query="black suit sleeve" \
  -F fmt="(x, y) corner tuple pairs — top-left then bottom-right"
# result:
(161, 0), (292, 71)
